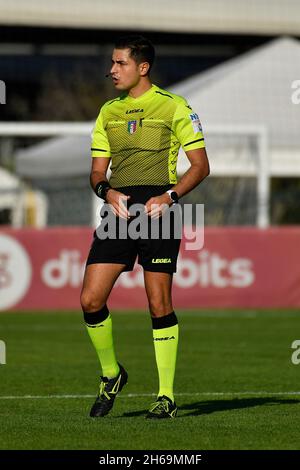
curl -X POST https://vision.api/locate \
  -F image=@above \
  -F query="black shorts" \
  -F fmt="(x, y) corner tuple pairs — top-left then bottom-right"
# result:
(86, 185), (182, 273)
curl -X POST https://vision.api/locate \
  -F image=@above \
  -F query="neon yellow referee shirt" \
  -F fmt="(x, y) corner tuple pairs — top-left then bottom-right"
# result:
(91, 84), (205, 188)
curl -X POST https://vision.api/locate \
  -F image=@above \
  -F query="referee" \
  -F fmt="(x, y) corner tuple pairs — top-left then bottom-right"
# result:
(80, 35), (210, 419)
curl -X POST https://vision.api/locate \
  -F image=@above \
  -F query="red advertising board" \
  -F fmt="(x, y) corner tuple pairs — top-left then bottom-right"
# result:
(0, 227), (300, 310)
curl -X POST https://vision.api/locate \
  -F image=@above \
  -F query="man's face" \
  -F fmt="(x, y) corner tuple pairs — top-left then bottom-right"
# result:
(110, 48), (146, 91)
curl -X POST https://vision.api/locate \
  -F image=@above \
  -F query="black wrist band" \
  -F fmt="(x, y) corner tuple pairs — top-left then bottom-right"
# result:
(94, 181), (112, 201)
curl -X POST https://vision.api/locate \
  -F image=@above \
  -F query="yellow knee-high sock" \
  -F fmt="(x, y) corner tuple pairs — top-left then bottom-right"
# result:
(152, 312), (179, 403)
(84, 306), (119, 378)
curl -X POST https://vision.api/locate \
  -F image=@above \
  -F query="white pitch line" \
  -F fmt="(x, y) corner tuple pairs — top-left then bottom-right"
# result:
(0, 391), (300, 400)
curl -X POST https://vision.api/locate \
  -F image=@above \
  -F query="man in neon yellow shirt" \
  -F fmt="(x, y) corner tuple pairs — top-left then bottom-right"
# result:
(81, 35), (210, 419)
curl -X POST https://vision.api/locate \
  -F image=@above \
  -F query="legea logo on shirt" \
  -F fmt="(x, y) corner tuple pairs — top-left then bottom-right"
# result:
(126, 108), (144, 114)
(189, 113), (202, 134)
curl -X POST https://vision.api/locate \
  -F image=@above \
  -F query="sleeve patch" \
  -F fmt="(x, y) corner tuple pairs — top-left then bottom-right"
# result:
(189, 113), (202, 134)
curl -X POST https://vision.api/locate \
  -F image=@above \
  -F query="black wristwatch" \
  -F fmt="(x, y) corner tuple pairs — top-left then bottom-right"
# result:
(166, 189), (179, 205)
(94, 181), (112, 201)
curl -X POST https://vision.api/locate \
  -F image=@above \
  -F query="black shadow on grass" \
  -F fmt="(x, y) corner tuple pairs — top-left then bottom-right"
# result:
(120, 397), (300, 419)
(179, 397), (300, 417)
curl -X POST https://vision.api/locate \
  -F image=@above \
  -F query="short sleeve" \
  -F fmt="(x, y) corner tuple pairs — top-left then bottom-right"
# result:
(173, 102), (205, 152)
(91, 108), (111, 158)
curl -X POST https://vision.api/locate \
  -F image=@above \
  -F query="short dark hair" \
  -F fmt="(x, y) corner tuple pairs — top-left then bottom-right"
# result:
(114, 35), (155, 73)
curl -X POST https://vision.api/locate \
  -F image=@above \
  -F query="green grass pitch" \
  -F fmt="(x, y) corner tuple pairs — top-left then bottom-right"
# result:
(0, 309), (300, 450)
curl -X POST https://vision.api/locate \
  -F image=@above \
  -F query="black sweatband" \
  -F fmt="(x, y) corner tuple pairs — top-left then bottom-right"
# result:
(151, 311), (178, 330)
(83, 304), (109, 326)
(94, 181), (112, 201)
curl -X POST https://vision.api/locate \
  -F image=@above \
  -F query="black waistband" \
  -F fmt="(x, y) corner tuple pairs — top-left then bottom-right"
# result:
(112, 185), (173, 205)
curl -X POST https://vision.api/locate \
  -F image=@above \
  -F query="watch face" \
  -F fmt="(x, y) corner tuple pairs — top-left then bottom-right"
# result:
(170, 191), (178, 203)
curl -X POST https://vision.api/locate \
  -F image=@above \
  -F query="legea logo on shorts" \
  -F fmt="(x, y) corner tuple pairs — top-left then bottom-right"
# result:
(0, 234), (32, 310)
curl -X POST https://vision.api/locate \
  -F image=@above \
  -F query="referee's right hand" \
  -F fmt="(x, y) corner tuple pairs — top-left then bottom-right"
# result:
(106, 189), (131, 219)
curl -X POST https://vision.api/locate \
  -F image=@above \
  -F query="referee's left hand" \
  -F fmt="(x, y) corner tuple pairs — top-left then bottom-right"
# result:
(144, 194), (172, 219)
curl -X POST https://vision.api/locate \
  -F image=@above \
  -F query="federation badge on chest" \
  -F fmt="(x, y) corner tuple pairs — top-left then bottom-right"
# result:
(128, 120), (137, 134)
